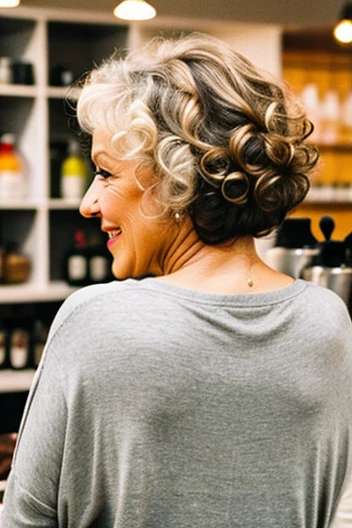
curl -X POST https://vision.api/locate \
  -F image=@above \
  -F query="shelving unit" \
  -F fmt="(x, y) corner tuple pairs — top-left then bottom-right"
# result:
(282, 27), (352, 241)
(0, 6), (282, 304)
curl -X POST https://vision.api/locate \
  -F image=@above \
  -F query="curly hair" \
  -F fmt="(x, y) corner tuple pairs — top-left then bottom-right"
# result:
(76, 32), (319, 244)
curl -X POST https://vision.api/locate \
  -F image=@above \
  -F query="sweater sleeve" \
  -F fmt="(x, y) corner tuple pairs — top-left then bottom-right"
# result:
(1, 339), (66, 527)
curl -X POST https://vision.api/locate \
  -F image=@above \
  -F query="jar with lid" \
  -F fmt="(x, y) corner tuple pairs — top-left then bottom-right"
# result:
(3, 242), (31, 284)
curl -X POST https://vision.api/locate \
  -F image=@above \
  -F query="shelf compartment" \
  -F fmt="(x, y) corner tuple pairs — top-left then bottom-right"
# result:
(0, 209), (41, 287)
(48, 21), (128, 86)
(0, 16), (40, 89)
(0, 390), (28, 433)
(49, 97), (92, 199)
(0, 96), (45, 201)
(49, 209), (104, 282)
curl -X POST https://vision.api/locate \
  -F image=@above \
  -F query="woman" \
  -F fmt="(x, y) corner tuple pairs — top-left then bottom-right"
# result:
(2, 33), (352, 527)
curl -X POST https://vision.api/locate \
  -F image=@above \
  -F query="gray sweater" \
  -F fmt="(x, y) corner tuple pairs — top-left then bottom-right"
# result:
(2, 277), (352, 528)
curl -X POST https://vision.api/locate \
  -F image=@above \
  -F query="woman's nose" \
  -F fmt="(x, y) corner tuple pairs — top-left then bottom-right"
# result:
(79, 180), (101, 218)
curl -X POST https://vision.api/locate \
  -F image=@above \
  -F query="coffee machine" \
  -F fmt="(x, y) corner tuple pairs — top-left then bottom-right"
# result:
(265, 216), (352, 317)
(300, 217), (352, 316)
(264, 217), (319, 279)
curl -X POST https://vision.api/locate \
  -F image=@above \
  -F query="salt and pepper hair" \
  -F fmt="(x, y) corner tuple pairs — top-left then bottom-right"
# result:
(77, 32), (319, 244)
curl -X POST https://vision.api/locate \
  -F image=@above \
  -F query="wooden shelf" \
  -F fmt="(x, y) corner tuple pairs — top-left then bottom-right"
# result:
(315, 142), (352, 152)
(300, 200), (352, 207)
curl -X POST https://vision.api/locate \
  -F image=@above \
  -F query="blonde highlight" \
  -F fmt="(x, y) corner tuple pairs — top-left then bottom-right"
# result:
(77, 32), (319, 243)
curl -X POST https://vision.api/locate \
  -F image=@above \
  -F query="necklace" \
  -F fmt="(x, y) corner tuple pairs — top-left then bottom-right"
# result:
(247, 260), (256, 288)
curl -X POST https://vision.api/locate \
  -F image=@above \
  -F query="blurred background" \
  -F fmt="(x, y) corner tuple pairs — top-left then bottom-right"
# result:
(0, 0), (351, 480)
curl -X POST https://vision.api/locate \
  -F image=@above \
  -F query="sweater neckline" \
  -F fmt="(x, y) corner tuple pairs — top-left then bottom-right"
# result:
(127, 277), (308, 307)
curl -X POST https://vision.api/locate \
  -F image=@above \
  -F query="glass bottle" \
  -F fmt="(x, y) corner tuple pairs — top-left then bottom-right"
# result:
(3, 242), (31, 284)
(60, 139), (88, 200)
(64, 229), (89, 286)
(0, 134), (27, 201)
(9, 326), (30, 370)
(88, 235), (112, 284)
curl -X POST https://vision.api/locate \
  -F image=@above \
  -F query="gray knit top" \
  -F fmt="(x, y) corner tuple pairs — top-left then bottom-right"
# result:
(2, 277), (352, 528)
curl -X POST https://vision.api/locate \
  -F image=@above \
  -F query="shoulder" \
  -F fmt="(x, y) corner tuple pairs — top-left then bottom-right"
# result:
(299, 279), (352, 339)
(300, 279), (350, 315)
(47, 279), (143, 341)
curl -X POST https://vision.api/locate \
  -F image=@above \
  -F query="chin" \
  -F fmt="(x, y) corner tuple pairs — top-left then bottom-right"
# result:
(111, 262), (149, 281)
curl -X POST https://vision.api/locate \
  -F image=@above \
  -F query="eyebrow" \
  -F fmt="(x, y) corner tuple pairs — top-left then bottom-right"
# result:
(91, 151), (122, 169)
(91, 150), (130, 171)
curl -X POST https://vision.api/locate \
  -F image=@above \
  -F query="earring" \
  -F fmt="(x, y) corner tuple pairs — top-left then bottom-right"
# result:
(174, 211), (182, 222)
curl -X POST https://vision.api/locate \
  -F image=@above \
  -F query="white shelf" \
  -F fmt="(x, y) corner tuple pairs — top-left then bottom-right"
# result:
(0, 84), (37, 98)
(48, 198), (81, 209)
(0, 200), (40, 210)
(0, 282), (78, 303)
(0, 369), (35, 393)
(46, 86), (81, 99)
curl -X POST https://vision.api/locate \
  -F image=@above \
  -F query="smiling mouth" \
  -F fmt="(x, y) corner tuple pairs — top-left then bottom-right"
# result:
(108, 229), (122, 239)
(106, 228), (122, 249)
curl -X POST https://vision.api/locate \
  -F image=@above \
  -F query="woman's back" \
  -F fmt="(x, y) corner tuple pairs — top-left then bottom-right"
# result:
(4, 277), (352, 528)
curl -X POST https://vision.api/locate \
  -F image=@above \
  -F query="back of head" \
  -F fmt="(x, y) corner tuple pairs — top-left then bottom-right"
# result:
(77, 33), (319, 244)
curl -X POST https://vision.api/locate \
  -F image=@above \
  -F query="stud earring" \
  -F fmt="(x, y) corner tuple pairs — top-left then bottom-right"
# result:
(174, 211), (182, 222)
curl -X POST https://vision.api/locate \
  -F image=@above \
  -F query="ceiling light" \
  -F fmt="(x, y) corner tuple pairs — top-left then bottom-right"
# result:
(113, 0), (156, 21)
(0, 0), (20, 6)
(334, 2), (352, 44)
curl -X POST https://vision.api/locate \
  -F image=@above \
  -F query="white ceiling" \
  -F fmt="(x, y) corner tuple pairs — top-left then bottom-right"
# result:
(21, 0), (346, 28)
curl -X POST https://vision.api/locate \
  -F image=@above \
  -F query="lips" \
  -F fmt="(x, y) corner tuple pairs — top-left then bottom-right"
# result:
(105, 227), (122, 249)
(107, 229), (122, 239)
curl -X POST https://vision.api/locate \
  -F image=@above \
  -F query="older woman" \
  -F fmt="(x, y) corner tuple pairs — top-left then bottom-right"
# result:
(2, 34), (352, 528)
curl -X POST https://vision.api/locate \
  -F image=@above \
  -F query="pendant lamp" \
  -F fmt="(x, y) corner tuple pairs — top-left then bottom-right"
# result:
(113, 0), (156, 21)
(0, 0), (20, 6)
(334, 2), (352, 44)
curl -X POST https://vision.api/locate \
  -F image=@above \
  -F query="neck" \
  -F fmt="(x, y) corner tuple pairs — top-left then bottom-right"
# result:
(155, 218), (261, 281)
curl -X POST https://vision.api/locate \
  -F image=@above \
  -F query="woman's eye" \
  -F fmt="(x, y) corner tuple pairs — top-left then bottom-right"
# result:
(94, 168), (112, 179)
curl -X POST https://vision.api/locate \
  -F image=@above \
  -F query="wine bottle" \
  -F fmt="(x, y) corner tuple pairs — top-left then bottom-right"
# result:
(64, 230), (89, 286)
(9, 326), (30, 370)
(88, 236), (112, 284)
